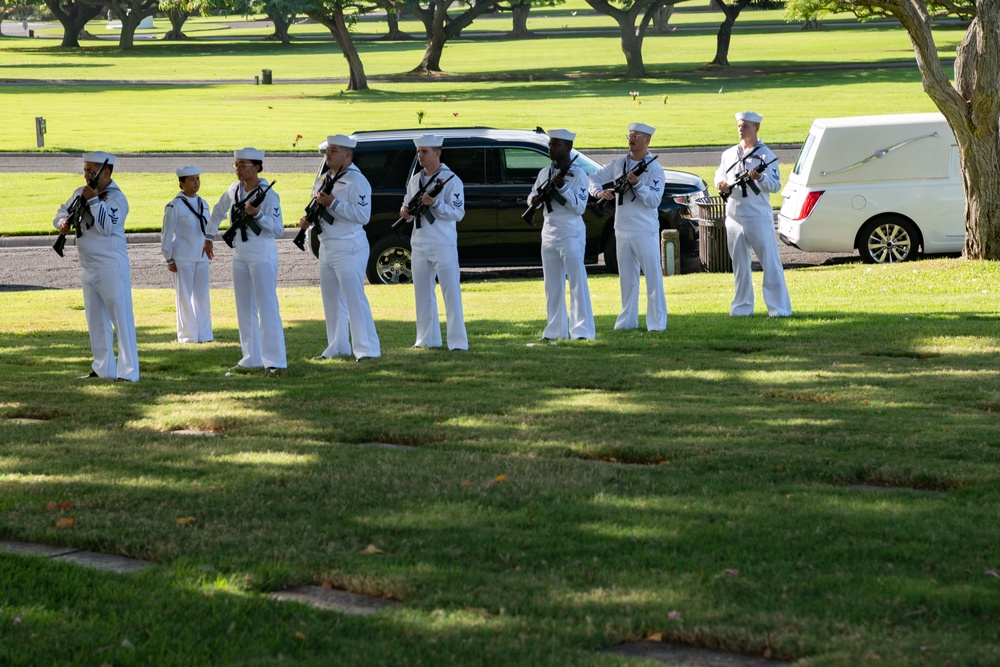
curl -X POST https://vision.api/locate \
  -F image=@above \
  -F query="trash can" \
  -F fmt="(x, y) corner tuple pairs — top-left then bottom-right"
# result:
(695, 196), (732, 273)
(261, 69), (272, 84)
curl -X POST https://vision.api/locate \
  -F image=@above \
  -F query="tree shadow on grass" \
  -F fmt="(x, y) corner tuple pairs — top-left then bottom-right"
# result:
(2, 376), (998, 665)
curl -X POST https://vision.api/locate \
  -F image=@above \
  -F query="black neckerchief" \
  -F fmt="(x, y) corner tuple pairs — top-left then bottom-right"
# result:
(175, 194), (207, 235)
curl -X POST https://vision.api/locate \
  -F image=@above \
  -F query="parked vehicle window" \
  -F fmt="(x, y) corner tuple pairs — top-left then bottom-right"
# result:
(792, 133), (817, 176)
(355, 149), (412, 188)
(441, 148), (488, 185)
(499, 148), (551, 184)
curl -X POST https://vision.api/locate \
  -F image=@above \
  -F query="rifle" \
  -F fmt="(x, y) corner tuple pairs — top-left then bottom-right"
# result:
(221, 180), (276, 249)
(604, 155), (658, 204)
(53, 158), (109, 257)
(292, 169), (340, 251)
(391, 173), (456, 231)
(722, 155), (778, 201)
(521, 155), (578, 227)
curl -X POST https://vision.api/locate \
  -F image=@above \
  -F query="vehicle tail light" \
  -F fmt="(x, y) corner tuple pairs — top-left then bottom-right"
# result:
(794, 191), (824, 220)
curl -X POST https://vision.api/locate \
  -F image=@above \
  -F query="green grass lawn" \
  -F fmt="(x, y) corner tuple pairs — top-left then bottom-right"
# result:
(2, 260), (999, 665)
(2, 25), (963, 81)
(0, 10), (961, 153)
(1, 68), (939, 153)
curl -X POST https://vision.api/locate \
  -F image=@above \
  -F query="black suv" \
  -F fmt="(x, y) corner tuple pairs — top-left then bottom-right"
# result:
(314, 128), (708, 284)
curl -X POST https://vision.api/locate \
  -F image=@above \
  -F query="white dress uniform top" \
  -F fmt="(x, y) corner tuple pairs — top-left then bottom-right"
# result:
(403, 157), (468, 351)
(162, 170), (213, 343)
(588, 133), (668, 331)
(529, 151), (595, 340)
(313, 161), (380, 360)
(209, 167), (287, 370)
(53, 153), (139, 382)
(714, 116), (791, 317)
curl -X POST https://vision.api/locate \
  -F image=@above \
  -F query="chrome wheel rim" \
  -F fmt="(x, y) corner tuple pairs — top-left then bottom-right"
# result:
(375, 247), (412, 284)
(868, 223), (912, 263)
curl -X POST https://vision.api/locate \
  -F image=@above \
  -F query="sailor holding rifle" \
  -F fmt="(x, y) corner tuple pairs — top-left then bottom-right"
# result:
(398, 135), (468, 351)
(589, 123), (668, 332)
(209, 148), (287, 376)
(53, 151), (139, 382)
(714, 111), (791, 317)
(301, 134), (380, 362)
(528, 129), (595, 341)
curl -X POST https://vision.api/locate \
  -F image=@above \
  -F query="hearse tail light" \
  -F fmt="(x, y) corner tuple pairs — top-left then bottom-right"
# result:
(795, 191), (825, 220)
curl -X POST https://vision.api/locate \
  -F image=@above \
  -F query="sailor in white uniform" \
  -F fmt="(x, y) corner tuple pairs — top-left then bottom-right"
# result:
(399, 134), (468, 351)
(589, 122), (668, 332)
(300, 134), (380, 361)
(714, 111), (791, 317)
(162, 166), (214, 343)
(53, 151), (139, 382)
(528, 128), (595, 340)
(209, 148), (288, 375)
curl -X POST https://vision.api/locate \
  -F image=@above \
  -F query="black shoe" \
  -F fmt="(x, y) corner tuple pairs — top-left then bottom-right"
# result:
(77, 371), (99, 380)
(312, 355), (328, 361)
(264, 367), (285, 377)
(114, 378), (133, 383)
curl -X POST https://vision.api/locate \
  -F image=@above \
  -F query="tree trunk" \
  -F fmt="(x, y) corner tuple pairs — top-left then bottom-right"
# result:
(800, 17), (819, 30)
(117, 11), (139, 49)
(619, 23), (646, 77)
(652, 4), (674, 33)
(585, 0), (666, 78)
(951, 15), (1000, 259)
(887, 2), (1000, 260)
(709, 0), (750, 67)
(266, 11), (292, 44)
(510, 2), (533, 37)
(45, 0), (102, 48)
(163, 7), (189, 40)
(417, 25), (447, 71)
(308, 9), (369, 91)
(380, 2), (410, 39)
(406, 0), (499, 73)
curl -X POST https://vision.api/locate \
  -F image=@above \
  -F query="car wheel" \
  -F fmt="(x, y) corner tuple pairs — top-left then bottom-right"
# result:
(603, 232), (619, 274)
(367, 236), (413, 285)
(858, 216), (919, 264)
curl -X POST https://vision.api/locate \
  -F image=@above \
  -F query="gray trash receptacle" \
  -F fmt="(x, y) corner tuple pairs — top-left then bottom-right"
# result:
(262, 69), (273, 84)
(695, 196), (732, 273)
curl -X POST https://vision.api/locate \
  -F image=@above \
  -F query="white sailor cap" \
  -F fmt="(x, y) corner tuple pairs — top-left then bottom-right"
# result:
(413, 134), (444, 148)
(735, 111), (763, 123)
(326, 134), (357, 149)
(627, 122), (656, 136)
(234, 147), (265, 161)
(175, 166), (202, 178)
(83, 151), (116, 166)
(548, 129), (576, 142)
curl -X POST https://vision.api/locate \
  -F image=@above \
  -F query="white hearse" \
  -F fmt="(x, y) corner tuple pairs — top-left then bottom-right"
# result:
(777, 113), (965, 263)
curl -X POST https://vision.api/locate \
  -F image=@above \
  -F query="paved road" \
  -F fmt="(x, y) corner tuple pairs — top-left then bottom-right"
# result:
(0, 232), (856, 292)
